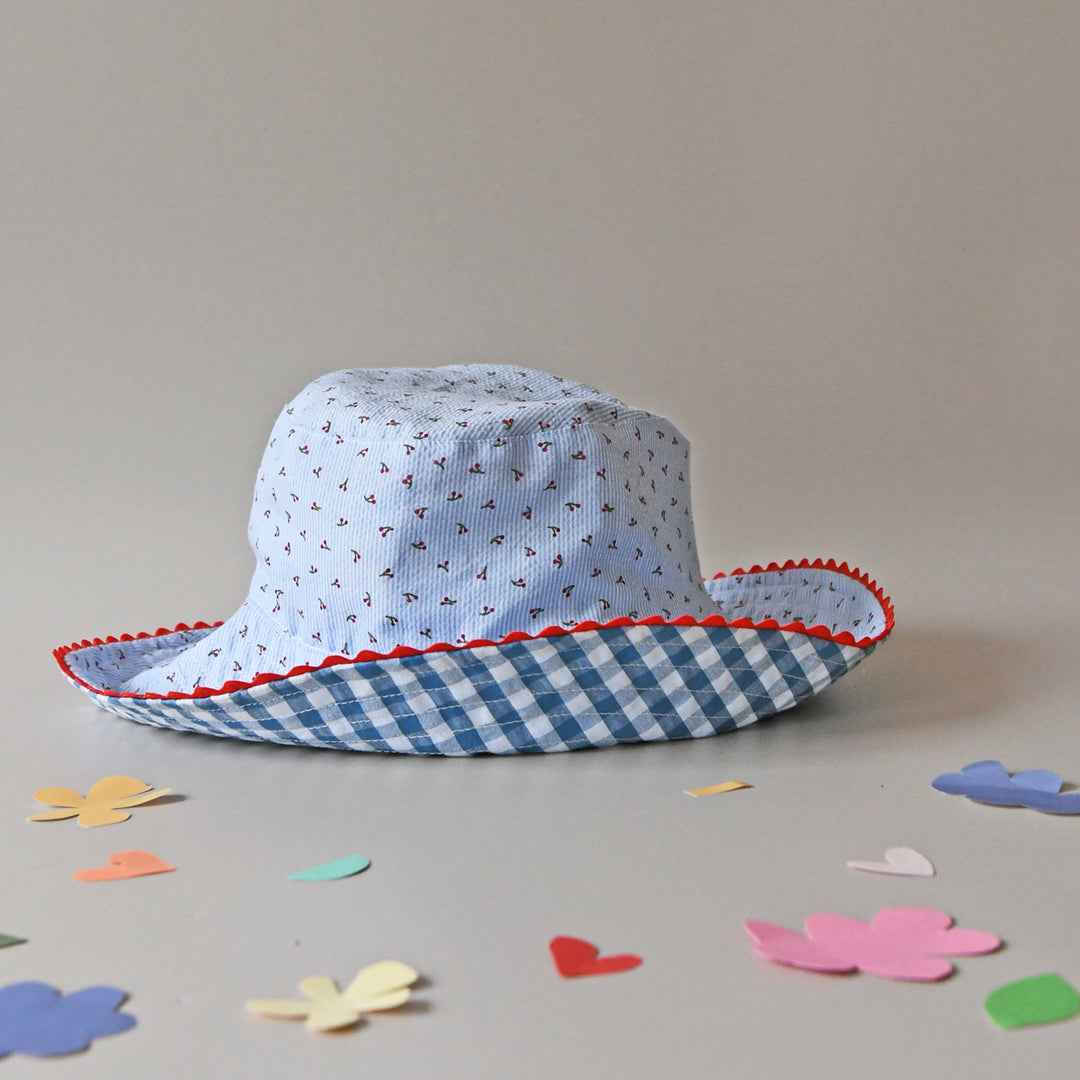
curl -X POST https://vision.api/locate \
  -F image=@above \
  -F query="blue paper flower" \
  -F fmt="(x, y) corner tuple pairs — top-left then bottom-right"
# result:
(931, 760), (1080, 814)
(0, 981), (135, 1057)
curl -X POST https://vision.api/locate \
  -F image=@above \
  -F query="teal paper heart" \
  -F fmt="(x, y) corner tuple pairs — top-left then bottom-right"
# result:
(288, 855), (371, 882)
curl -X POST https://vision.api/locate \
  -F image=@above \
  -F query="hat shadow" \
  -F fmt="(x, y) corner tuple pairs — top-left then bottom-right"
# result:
(789, 622), (1033, 738)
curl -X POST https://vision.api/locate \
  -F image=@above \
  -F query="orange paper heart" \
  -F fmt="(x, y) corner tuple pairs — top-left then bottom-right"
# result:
(73, 850), (175, 882)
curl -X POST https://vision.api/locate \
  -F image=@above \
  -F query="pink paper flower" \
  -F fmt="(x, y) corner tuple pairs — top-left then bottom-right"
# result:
(745, 907), (1000, 981)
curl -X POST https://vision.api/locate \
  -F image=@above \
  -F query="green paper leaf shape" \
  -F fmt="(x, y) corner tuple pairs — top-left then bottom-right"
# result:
(985, 973), (1080, 1029)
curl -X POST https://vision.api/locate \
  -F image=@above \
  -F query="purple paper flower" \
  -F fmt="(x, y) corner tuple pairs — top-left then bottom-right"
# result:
(0, 981), (135, 1057)
(931, 760), (1080, 814)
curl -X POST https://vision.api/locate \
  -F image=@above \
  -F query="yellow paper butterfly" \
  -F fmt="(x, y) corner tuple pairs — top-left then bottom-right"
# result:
(247, 961), (419, 1032)
(28, 776), (173, 828)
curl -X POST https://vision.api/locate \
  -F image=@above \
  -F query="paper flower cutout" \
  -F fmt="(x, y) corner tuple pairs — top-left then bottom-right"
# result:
(28, 776), (173, 827)
(746, 908), (1000, 981)
(247, 961), (418, 1032)
(0, 981), (135, 1057)
(931, 760), (1080, 814)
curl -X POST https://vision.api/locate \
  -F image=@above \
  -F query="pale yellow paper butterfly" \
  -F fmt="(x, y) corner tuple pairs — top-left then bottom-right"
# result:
(247, 961), (419, 1032)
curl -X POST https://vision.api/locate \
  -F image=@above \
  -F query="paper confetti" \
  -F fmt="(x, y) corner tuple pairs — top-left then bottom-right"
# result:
(28, 776), (173, 827)
(0, 982), (135, 1058)
(684, 781), (751, 797)
(985, 973), (1080, 1029)
(0, 935), (26, 950)
(549, 936), (643, 977)
(846, 847), (935, 877)
(247, 961), (418, 1032)
(746, 908), (1000, 981)
(931, 760), (1080, 814)
(73, 850), (175, 883)
(288, 855), (371, 882)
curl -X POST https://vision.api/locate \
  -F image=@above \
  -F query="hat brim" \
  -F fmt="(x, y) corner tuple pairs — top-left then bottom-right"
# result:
(55, 558), (892, 755)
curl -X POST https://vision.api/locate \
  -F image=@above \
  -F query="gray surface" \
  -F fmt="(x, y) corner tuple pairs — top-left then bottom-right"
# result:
(3, 3), (1080, 1076)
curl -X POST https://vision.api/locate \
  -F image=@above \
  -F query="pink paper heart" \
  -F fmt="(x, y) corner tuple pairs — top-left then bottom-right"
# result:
(846, 847), (935, 877)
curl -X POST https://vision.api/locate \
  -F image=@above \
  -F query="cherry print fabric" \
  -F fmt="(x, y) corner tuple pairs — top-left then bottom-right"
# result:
(122, 366), (712, 696)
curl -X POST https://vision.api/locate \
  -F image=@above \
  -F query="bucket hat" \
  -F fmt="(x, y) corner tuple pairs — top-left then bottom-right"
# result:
(55, 365), (893, 755)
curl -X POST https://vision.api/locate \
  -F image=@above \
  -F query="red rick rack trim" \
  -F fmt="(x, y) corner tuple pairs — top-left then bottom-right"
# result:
(54, 558), (893, 702)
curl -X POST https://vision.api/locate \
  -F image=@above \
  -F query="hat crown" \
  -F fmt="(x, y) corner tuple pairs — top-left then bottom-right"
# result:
(244, 366), (713, 659)
(277, 365), (643, 441)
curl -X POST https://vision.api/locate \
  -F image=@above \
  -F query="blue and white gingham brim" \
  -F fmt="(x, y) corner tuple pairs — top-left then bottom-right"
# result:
(57, 620), (872, 755)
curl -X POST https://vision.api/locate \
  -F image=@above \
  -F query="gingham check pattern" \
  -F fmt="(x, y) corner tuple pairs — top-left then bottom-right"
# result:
(63, 623), (870, 755)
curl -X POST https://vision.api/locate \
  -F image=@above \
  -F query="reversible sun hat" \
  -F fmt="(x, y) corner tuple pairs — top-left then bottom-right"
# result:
(56, 365), (893, 754)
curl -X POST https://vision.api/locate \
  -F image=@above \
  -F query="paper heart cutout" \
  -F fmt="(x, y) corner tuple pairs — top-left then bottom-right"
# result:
(846, 847), (935, 877)
(73, 850), (175, 883)
(288, 855), (371, 881)
(549, 936), (642, 977)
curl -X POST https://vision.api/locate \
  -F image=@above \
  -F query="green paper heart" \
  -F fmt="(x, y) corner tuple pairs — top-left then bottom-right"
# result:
(288, 855), (371, 882)
(985, 973), (1080, 1029)
(0, 934), (26, 949)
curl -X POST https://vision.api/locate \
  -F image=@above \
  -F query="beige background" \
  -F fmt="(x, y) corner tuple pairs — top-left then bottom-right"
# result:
(3, 3), (1080, 1077)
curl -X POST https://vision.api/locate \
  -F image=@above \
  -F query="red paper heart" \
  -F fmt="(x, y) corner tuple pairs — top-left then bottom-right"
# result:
(549, 936), (642, 977)
(72, 850), (175, 882)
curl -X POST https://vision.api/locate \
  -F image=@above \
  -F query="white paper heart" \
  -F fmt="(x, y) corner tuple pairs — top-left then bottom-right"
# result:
(846, 847), (935, 877)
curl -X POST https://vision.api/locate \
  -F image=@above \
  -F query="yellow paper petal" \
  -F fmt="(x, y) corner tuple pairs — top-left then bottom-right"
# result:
(298, 976), (341, 1003)
(110, 787), (172, 809)
(247, 998), (314, 1021)
(353, 988), (412, 1013)
(76, 806), (133, 828)
(31, 787), (86, 808)
(27, 808), (81, 823)
(343, 961), (418, 1011)
(86, 776), (152, 801)
(305, 1000), (364, 1032)
(684, 781), (752, 797)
